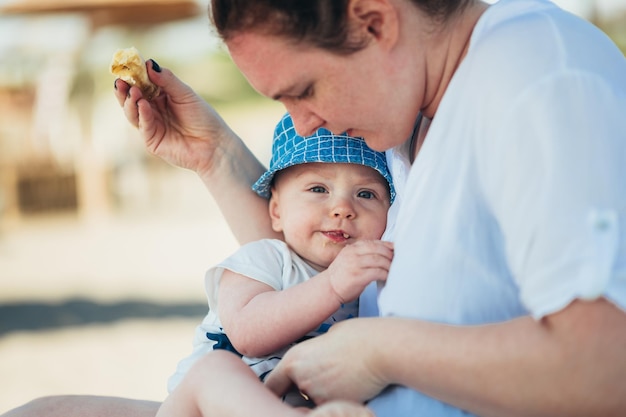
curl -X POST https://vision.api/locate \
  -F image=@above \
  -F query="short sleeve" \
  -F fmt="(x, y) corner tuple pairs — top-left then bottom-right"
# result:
(480, 71), (626, 318)
(204, 239), (290, 311)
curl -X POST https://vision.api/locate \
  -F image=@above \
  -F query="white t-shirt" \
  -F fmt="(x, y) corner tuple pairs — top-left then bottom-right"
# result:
(369, 0), (626, 415)
(168, 239), (359, 392)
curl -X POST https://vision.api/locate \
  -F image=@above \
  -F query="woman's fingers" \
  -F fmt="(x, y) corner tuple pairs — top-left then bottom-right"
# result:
(112, 78), (129, 106)
(122, 85), (145, 128)
(264, 359), (296, 399)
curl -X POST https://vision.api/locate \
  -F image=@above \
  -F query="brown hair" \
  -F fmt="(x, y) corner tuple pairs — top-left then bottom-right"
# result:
(209, 0), (471, 53)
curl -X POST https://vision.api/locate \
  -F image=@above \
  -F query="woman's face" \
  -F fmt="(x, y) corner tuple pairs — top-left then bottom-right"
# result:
(227, 31), (421, 152)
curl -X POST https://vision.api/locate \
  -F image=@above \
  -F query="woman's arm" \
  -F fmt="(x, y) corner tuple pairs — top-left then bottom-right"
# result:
(378, 298), (626, 417)
(267, 298), (626, 416)
(0, 396), (160, 417)
(198, 129), (279, 244)
(114, 61), (280, 244)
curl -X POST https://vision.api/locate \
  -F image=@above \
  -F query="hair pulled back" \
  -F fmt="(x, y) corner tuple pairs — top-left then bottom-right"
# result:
(210, 0), (364, 54)
(209, 0), (471, 53)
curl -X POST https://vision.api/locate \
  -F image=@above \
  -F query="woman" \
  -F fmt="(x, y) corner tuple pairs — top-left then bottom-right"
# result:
(4, 0), (626, 416)
(216, 2), (626, 416)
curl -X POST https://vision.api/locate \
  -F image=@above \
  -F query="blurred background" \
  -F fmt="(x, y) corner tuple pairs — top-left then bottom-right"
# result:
(0, 0), (624, 413)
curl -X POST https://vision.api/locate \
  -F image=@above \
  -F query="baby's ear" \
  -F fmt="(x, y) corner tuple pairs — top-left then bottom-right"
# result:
(268, 189), (283, 233)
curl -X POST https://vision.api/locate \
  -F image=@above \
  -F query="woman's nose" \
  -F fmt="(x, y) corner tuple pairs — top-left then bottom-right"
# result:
(287, 105), (324, 137)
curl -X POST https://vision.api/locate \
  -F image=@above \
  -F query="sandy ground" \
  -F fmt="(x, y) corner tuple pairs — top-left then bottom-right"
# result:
(0, 198), (239, 413)
(0, 319), (198, 412)
(0, 102), (285, 414)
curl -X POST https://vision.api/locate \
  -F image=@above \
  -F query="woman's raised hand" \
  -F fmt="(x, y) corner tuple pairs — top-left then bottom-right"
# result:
(113, 60), (276, 244)
(113, 59), (238, 179)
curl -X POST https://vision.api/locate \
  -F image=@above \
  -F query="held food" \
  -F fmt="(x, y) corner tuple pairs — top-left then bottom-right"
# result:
(110, 47), (160, 100)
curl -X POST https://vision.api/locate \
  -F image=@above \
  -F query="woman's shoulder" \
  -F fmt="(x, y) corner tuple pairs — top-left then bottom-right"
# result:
(471, 0), (617, 73)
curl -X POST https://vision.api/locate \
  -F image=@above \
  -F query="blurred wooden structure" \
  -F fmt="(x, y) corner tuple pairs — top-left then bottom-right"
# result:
(0, 0), (201, 28)
(0, 0), (203, 223)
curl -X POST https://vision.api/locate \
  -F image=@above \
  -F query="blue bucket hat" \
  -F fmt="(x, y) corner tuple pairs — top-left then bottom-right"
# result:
(252, 113), (395, 204)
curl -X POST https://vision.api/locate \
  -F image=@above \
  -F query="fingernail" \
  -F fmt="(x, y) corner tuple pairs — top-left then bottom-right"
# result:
(150, 59), (161, 73)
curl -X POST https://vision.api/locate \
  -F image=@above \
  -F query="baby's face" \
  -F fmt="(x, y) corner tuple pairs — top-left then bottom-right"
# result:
(269, 162), (390, 271)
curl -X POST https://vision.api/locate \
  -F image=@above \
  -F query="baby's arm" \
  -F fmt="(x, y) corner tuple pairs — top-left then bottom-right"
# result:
(219, 240), (394, 358)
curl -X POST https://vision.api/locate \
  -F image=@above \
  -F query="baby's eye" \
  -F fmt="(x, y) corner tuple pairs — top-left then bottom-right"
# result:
(357, 190), (375, 199)
(309, 186), (327, 193)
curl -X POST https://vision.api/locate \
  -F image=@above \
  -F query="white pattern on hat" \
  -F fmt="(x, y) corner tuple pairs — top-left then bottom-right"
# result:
(253, 113), (396, 203)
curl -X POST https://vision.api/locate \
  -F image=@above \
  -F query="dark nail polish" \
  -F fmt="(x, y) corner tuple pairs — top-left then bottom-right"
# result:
(151, 59), (161, 73)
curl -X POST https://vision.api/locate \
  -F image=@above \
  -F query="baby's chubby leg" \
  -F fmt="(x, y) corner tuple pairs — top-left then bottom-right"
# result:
(309, 402), (375, 417)
(156, 350), (305, 417)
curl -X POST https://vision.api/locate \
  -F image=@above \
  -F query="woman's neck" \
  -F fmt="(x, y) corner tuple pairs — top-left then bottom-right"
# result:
(409, 114), (431, 163)
(421, 1), (490, 119)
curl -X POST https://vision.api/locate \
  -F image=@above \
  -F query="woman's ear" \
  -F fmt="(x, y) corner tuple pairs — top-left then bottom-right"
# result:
(348, 0), (399, 47)
(268, 189), (284, 233)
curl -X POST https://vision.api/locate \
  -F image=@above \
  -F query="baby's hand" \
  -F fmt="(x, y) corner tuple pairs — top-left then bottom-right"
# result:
(325, 240), (393, 303)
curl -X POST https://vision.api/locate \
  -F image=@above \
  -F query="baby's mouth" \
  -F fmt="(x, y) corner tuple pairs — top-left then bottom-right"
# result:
(322, 231), (351, 243)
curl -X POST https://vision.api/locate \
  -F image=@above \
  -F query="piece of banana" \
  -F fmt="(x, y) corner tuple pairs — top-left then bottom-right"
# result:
(110, 47), (160, 100)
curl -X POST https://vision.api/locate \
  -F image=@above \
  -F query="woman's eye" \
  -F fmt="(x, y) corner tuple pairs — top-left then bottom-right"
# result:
(309, 186), (327, 193)
(357, 190), (375, 199)
(297, 85), (313, 100)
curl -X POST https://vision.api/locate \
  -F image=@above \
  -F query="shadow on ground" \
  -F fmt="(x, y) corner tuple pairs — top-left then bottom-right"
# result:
(0, 298), (207, 336)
